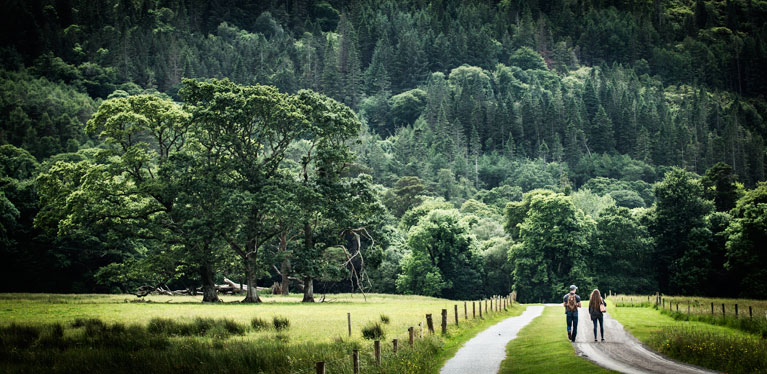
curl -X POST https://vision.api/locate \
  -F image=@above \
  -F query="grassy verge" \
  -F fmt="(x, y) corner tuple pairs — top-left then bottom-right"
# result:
(498, 306), (617, 374)
(610, 306), (766, 374)
(611, 294), (767, 337)
(0, 293), (522, 374)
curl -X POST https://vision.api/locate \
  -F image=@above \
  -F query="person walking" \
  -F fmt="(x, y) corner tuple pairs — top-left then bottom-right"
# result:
(563, 284), (581, 342)
(589, 289), (607, 342)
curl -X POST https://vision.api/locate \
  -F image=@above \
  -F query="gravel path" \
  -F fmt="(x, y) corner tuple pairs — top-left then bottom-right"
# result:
(572, 307), (719, 374)
(440, 305), (544, 374)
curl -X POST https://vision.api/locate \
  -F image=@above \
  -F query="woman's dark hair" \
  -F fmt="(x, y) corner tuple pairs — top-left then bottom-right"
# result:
(589, 289), (602, 312)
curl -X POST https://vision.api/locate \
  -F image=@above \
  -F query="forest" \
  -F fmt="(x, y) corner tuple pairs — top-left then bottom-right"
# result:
(1, 0), (766, 302)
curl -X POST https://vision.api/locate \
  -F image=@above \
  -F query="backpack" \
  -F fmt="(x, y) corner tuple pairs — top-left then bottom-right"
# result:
(566, 294), (578, 312)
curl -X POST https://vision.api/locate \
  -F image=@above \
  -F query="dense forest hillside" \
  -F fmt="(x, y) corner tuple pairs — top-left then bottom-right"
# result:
(1, 0), (766, 301)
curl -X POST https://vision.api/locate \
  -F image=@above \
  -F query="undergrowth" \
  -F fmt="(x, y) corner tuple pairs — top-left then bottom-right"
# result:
(651, 327), (767, 374)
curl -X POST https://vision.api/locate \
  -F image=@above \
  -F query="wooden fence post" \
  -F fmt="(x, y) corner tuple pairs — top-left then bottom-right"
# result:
(352, 350), (359, 374)
(426, 314), (434, 333)
(485, 299), (488, 314)
(408, 327), (414, 346)
(347, 312), (352, 337)
(722, 303), (725, 317)
(473, 301), (476, 318)
(441, 309), (447, 334)
(393, 339), (398, 354)
(454, 305), (459, 326)
(479, 301), (483, 318)
(464, 301), (467, 320)
(735, 304), (739, 318)
(711, 302), (714, 315)
(315, 362), (325, 374)
(374, 340), (381, 365)
(749, 306), (753, 320)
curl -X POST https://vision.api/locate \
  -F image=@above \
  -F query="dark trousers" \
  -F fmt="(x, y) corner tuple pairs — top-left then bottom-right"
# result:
(592, 315), (604, 339)
(566, 311), (578, 341)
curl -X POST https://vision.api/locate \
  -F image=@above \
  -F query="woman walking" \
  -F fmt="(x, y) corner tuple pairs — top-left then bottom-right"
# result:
(589, 289), (607, 342)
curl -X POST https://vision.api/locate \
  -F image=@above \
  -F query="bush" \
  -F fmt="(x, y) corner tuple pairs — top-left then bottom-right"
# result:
(251, 317), (269, 331)
(147, 317), (245, 338)
(379, 314), (390, 324)
(361, 321), (385, 340)
(272, 316), (290, 331)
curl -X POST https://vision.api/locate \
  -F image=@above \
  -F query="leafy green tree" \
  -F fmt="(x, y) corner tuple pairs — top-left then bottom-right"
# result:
(725, 182), (767, 298)
(702, 162), (739, 212)
(593, 206), (655, 294)
(181, 78), (309, 303)
(509, 47), (547, 71)
(397, 209), (483, 299)
(481, 237), (513, 297)
(651, 168), (714, 294)
(508, 192), (594, 303)
(383, 176), (426, 218)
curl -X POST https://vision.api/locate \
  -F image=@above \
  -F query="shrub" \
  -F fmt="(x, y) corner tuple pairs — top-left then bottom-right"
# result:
(251, 317), (269, 331)
(272, 316), (290, 331)
(379, 314), (391, 324)
(361, 321), (385, 340)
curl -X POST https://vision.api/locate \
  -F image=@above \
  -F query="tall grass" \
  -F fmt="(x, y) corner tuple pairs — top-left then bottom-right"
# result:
(0, 294), (524, 374)
(651, 327), (767, 374)
(610, 294), (767, 337)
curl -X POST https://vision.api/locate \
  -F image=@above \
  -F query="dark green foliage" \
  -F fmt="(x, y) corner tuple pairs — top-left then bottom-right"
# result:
(272, 316), (290, 331)
(702, 162), (739, 212)
(725, 182), (767, 298)
(0, 0), (765, 301)
(651, 169), (714, 294)
(397, 209), (483, 300)
(146, 318), (245, 338)
(361, 321), (385, 340)
(593, 206), (655, 294)
(507, 191), (594, 303)
(250, 317), (269, 331)
(379, 314), (390, 324)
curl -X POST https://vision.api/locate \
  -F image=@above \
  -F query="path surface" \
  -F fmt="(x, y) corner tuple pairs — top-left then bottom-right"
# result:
(572, 307), (719, 374)
(440, 305), (544, 374)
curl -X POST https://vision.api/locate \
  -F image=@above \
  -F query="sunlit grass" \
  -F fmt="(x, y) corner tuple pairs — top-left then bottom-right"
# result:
(0, 293), (522, 373)
(0, 293), (505, 343)
(610, 304), (765, 373)
(499, 306), (617, 374)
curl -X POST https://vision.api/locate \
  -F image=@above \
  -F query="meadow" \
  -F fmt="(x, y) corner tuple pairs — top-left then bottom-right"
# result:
(609, 296), (767, 374)
(0, 293), (520, 374)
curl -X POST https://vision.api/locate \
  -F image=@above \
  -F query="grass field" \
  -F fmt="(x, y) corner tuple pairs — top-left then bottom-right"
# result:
(609, 302), (766, 374)
(611, 294), (767, 338)
(498, 305), (618, 374)
(0, 293), (521, 374)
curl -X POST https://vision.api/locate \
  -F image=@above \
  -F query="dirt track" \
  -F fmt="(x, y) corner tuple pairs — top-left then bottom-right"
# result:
(571, 306), (719, 374)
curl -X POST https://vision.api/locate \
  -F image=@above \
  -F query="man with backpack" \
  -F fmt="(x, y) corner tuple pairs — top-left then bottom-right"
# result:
(563, 284), (581, 342)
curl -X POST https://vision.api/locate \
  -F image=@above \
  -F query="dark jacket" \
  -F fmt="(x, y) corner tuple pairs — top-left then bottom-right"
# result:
(589, 298), (607, 320)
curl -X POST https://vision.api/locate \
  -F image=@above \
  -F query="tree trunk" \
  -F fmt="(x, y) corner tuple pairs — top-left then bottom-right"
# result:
(242, 255), (261, 303)
(280, 258), (291, 295)
(302, 276), (314, 302)
(200, 261), (219, 303)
